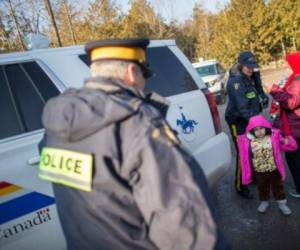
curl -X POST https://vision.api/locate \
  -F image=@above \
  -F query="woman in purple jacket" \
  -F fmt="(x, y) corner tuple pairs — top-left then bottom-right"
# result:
(238, 115), (297, 215)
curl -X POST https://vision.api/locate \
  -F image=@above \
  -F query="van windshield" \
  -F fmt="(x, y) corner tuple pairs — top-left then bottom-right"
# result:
(195, 65), (217, 77)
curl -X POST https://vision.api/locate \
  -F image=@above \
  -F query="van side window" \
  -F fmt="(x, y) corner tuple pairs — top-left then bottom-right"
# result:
(0, 67), (23, 139)
(145, 47), (198, 96)
(216, 64), (225, 74)
(79, 47), (198, 97)
(0, 62), (59, 140)
(79, 54), (90, 66)
(22, 62), (60, 101)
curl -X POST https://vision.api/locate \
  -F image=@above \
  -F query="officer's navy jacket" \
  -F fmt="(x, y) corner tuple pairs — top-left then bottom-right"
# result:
(40, 77), (223, 250)
(225, 66), (262, 125)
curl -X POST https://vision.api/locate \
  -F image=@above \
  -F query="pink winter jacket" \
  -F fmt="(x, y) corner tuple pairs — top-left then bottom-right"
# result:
(237, 115), (297, 185)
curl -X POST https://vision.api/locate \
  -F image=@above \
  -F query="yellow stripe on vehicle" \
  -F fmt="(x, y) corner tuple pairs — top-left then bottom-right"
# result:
(0, 185), (22, 197)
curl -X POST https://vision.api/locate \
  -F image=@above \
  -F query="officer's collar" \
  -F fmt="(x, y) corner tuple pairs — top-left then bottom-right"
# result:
(84, 77), (145, 99)
(85, 77), (170, 117)
(145, 92), (170, 117)
(240, 71), (253, 81)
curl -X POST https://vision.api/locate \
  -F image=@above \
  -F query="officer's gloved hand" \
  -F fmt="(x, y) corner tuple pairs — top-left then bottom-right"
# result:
(261, 96), (269, 109)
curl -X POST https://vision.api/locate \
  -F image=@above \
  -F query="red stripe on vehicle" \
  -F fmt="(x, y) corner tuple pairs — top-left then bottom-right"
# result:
(0, 182), (11, 189)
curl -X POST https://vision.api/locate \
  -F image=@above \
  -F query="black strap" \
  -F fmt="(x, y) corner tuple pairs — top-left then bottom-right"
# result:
(114, 107), (141, 166)
(115, 121), (123, 165)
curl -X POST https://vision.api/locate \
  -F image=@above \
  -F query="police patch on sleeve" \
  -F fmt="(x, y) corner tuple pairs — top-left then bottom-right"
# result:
(39, 147), (93, 192)
(234, 83), (240, 90)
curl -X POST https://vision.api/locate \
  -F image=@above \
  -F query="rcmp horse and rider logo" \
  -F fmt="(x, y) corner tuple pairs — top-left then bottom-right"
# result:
(176, 113), (198, 134)
(176, 105), (198, 141)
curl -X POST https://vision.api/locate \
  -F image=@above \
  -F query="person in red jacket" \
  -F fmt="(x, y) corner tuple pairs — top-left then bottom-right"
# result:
(268, 52), (300, 198)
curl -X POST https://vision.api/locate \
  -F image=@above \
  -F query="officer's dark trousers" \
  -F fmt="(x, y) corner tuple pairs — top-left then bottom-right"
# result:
(286, 137), (300, 193)
(227, 119), (249, 194)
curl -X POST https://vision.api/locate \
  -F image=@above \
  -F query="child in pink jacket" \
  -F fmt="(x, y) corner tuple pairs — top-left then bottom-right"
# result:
(238, 115), (297, 215)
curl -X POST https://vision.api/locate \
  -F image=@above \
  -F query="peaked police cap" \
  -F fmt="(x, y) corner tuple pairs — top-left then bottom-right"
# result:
(85, 38), (153, 78)
(238, 51), (258, 69)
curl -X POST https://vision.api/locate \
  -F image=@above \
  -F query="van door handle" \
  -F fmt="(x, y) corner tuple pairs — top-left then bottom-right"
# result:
(28, 156), (40, 166)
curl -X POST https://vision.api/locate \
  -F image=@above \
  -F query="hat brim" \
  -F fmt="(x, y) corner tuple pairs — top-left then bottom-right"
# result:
(243, 62), (258, 69)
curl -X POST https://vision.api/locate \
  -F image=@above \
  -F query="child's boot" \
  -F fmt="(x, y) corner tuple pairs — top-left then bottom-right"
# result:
(257, 201), (269, 213)
(277, 199), (292, 215)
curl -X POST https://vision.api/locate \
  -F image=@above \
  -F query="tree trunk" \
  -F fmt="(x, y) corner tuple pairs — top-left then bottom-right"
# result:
(0, 17), (12, 50)
(62, 0), (77, 45)
(250, 41), (254, 52)
(29, 0), (41, 33)
(280, 37), (286, 58)
(292, 35), (296, 51)
(8, 0), (26, 50)
(44, 0), (62, 47)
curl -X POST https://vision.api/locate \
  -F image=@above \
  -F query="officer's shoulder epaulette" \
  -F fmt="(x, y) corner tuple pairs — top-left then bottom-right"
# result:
(227, 74), (242, 84)
(149, 117), (179, 146)
(137, 102), (163, 124)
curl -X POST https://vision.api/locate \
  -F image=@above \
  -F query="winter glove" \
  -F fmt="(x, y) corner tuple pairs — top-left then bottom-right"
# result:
(261, 96), (269, 109)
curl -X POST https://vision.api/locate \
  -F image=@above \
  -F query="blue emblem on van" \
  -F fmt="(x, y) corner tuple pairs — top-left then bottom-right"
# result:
(176, 113), (198, 134)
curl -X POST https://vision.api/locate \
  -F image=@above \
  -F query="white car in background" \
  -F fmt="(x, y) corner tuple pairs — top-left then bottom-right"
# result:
(0, 40), (231, 250)
(193, 59), (228, 104)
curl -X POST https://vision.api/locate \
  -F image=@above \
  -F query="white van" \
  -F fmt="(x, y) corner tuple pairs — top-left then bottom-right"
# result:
(193, 59), (228, 104)
(0, 40), (231, 250)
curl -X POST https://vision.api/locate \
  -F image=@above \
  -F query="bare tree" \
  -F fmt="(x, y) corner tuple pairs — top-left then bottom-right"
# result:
(27, 0), (46, 34)
(44, 0), (62, 46)
(0, 13), (12, 51)
(8, 0), (26, 50)
(62, 0), (77, 45)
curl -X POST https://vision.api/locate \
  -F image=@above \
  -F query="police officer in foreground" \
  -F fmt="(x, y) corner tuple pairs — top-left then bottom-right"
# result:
(225, 51), (268, 199)
(39, 39), (228, 250)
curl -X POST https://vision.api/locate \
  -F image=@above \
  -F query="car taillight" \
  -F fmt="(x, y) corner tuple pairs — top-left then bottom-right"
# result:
(202, 88), (222, 134)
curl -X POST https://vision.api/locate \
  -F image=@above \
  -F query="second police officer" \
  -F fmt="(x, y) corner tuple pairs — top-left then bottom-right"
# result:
(225, 51), (268, 199)
(39, 39), (229, 250)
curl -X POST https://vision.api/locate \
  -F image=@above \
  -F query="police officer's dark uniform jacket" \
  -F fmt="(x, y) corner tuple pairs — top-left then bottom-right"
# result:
(39, 75), (219, 249)
(225, 66), (262, 134)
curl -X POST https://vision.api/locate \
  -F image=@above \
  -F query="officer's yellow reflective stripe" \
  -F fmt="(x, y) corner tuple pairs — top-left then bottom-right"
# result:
(231, 124), (241, 191)
(91, 47), (145, 63)
(39, 147), (93, 192)
(236, 157), (241, 191)
(231, 124), (237, 137)
(245, 91), (256, 99)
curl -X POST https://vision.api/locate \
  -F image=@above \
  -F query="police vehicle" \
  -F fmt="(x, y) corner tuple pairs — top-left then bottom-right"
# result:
(193, 59), (228, 104)
(0, 40), (231, 249)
